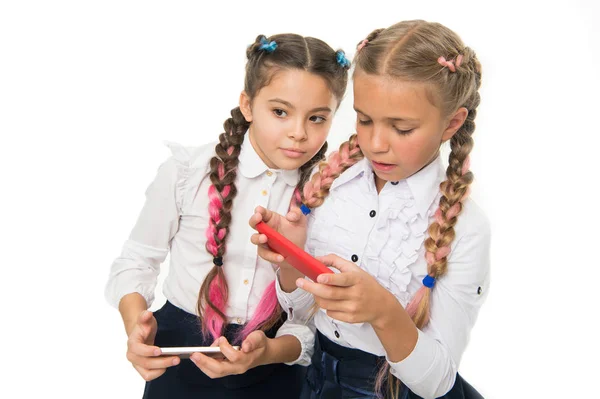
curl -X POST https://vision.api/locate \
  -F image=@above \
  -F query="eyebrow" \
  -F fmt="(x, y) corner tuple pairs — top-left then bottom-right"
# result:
(354, 106), (418, 122)
(270, 98), (332, 113)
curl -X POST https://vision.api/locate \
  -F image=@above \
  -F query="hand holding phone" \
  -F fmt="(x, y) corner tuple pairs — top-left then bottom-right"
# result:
(159, 346), (240, 360)
(255, 221), (333, 281)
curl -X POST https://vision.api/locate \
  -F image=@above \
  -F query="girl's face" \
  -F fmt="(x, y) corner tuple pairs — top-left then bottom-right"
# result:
(353, 71), (467, 192)
(240, 69), (338, 170)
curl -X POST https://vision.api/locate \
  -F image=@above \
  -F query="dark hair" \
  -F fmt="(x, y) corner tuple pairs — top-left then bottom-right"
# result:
(198, 33), (350, 341)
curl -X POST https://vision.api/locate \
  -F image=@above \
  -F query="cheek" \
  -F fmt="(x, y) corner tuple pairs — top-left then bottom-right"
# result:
(253, 118), (281, 142)
(355, 126), (369, 147)
(394, 135), (438, 165)
(308, 123), (330, 144)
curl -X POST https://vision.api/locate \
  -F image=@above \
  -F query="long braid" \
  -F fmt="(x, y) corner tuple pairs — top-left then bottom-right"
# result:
(406, 52), (481, 330)
(198, 32), (349, 343)
(302, 134), (364, 206)
(374, 44), (483, 399)
(297, 135), (364, 319)
(379, 92), (479, 399)
(234, 33), (351, 342)
(295, 142), (329, 205)
(197, 107), (249, 340)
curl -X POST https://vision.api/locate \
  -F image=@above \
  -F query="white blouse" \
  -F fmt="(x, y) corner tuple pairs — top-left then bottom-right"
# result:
(105, 138), (314, 365)
(276, 156), (491, 398)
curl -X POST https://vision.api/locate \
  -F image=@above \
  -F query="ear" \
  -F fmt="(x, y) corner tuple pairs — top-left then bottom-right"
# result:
(239, 91), (253, 123)
(441, 107), (468, 142)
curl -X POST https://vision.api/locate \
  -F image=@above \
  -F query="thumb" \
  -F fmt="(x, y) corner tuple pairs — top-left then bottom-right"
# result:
(316, 254), (360, 274)
(255, 206), (275, 224)
(241, 330), (267, 353)
(286, 208), (300, 223)
(137, 310), (154, 338)
(286, 207), (307, 226)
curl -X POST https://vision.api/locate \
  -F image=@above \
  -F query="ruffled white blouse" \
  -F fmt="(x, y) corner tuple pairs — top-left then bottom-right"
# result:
(276, 156), (491, 398)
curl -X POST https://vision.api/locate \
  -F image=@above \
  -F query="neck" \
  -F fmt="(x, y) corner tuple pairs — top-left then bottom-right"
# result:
(375, 174), (386, 194)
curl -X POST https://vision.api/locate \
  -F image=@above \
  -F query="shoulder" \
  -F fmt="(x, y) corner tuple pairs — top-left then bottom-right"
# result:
(163, 140), (218, 172)
(444, 198), (491, 281)
(455, 198), (491, 239)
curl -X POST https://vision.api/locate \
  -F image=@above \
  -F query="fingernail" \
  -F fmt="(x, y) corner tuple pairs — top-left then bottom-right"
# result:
(317, 275), (327, 284)
(172, 357), (180, 365)
(296, 279), (304, 288)
(154, 348), (161, 356)
(278, 255), (284, 262)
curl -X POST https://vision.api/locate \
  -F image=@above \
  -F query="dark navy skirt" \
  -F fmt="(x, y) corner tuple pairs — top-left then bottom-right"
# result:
(142, 300), (305, 399)
(300, 331), (483, 399)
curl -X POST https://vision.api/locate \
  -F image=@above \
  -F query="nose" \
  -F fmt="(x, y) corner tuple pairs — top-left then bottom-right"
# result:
(369, 125), (389, 153)
(288, 118), (308, 142)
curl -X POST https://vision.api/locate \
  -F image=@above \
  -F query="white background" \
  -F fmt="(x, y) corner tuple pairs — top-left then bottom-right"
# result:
(1, 0), (599, 397)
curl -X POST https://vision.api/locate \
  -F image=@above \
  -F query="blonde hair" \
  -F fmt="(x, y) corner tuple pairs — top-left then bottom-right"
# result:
(302, 20), (482, 398)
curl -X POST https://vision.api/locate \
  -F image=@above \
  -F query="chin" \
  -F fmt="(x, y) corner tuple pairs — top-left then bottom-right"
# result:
(276, 157), (309, 170)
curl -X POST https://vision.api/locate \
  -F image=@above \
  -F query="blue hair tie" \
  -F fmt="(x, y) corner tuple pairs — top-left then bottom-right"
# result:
(336, 51), (350, 68)
(259, 37), (277, 53)
(422, 275), (436, 288)
(300, 203), (311, 215)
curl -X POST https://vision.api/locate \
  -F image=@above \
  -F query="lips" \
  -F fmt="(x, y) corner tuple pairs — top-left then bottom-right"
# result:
(280, 147), (306, 159)
(372, 160), (394, 166)
(371, 160), (396, 172)
(280, 147), (305, 154)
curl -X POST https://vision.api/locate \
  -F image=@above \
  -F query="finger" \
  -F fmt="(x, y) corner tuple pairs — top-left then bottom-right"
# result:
(249, 212), (264, 229)
(313, 298), (350, 313)
(296, 279), (348, 300)
(190, 352), (229, 379)
(241, 340), (252, 353)
(219, 337), (242, 361)
(137, 311), (156, 338)
(325, 310), (363, 324)
(128, 338), (161, 357)
(129, 352), (180, 370)
(193, 355), (244, 378)
(250, 233), (269, 246)
(254, 206), (275, 224)
(138, 310), (153, 324)
(241, 331), (267, 353)
(315, 271), (356, 287)
(285, 209), (301, 223)
(134, 365), (167, 382)
(316, 254), (361, 274)
(257, 246), (285, 264)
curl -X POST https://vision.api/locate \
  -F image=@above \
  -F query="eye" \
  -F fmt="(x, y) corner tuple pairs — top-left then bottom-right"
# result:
(358, 118), (372, 125)
(273, 109), (287, 117)
(310, 115), (327, 123)
(394, 128), (414, 135)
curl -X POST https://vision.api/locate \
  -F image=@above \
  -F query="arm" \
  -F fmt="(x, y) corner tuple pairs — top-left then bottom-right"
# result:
(119, 292), (149, 336)
(104, 156), (185, 380)
(299, 221), (490, 398)
(190, 317), (316, 378)
(272, 312), (316, 366)
(378, 227), (491, 398)
(104, 157), (181, 315)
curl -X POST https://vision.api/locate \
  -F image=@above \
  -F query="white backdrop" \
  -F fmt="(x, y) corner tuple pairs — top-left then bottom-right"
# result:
(1, 0), (598, 398)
